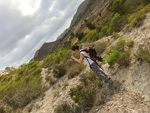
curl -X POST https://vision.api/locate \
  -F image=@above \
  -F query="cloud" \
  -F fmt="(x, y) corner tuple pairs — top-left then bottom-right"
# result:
(0, 0), (84, 70)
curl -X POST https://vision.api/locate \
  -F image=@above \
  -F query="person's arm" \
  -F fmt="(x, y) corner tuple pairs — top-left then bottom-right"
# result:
(71, 53), (84, 63)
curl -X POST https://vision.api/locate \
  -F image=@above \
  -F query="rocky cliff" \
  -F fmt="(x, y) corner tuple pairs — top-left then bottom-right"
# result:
(32, 0), (112, 61)
(32, 39), (63, 61)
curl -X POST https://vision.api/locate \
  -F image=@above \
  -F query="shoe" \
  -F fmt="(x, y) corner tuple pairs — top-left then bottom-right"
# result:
(104, 78), (111, 83)
(107, 81), (113, 89)
(107, 85), (112, 89)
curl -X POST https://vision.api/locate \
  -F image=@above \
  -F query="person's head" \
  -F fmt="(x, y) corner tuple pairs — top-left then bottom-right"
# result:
(71, 45), (79, 53)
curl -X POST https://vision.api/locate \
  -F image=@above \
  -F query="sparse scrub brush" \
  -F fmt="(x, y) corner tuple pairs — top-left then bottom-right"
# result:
(53, 64), (67, 78)
(54, 103), (73, 113)
(136, 45), (150, 63)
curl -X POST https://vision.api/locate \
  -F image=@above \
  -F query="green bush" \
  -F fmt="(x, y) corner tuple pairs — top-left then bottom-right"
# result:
(96, 25), (103, 33)
(129, 12), (146, 28)
(69, 72), (101, 111)
(115, 39), (126, 51)
(126, 40), (134, 48)
(43, 49), (71, 68)
(128, 5), (150, 28)
(17, 61), (42, 76)
(117, 51), (131, 66)
(0, 61), (44, 110)
(136, 45), (150, 63)
(54, 103), (73, 113)
(0, 76), (43, 109)
(105, 38), (133, 66)
(82, 30), (99, 42)
(61, 41), (71, 49)
(53, 64), (67, 78)
(76, 32), (85, 41)
(101, 26), (109, 36)
(112, 0), (126, 15)
(85, 21), (96, 30)
(107, 50), (120, 66)
(109, 13), (128, 33)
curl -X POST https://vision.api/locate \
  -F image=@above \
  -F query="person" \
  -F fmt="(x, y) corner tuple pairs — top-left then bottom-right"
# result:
(71, 45), (112, 88)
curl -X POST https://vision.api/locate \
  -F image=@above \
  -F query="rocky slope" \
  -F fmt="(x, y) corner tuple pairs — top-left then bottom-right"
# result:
(23, 12), (150, 113)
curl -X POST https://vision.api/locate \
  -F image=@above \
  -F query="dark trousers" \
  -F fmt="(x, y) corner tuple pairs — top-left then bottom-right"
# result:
(90, 62), (109, 81)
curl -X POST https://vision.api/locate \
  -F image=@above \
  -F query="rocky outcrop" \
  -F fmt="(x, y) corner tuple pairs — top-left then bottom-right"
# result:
(32, 39), (63, 61)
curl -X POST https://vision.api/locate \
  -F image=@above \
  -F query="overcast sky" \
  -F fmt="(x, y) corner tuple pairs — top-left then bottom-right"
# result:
(0, 0), (84, 70)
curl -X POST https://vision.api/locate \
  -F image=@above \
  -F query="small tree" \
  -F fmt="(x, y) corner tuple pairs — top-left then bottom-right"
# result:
(109, 13), (127, 32)
(85, 21), (96, 30)
(112, 0), (126, 15)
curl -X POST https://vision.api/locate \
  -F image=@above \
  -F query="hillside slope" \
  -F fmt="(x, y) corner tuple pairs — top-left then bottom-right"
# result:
(23, 12), (150, 113)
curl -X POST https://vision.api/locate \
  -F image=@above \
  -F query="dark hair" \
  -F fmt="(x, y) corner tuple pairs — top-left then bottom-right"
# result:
(71, 45), (79, 51)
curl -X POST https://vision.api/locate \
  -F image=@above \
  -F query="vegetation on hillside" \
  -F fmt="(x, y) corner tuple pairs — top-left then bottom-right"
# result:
(0, 61), (45, 112)
(0, 0), (150, 112)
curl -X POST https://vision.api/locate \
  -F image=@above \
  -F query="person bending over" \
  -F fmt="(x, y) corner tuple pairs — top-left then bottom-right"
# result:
(71, 45), (112, 88)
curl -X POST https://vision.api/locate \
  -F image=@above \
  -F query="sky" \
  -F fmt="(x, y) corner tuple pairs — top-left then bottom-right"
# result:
(0, 0), (84, 70)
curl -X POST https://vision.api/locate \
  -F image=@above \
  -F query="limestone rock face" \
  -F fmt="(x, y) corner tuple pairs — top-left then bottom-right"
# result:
(32, 39), (62, 61)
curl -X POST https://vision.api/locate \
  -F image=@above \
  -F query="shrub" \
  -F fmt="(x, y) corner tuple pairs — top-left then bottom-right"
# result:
(107, 50), (120, 66)
(109, 13), (128, 33)
(112, 32), (120, 39)
(82, 30), (99, 42)
(129, 11), (146, 28)
(43, 49), (71, 68)
(76, 32), (85, 41)
(69, 72), (101, 111)
(17, 61), (42, 76)
(101, 26), (109, 36)
(54, 103), (73, 113)
(128, 5), (150, 28)
(115, 39), (126, 51)
(126, 40), (134, 48)
(45, 76), (51, 81)
(136, 45), (150, 63)
(68, 64), (85, 79)
(53, 64), (67, 78)
(61, 41), (71, 49)
(117, 51), (131, 66)
(0, 76), (44, 109)
(112, 0), (126, 15)
(96, 25), (103, 33)
(85, 21), (96, 30)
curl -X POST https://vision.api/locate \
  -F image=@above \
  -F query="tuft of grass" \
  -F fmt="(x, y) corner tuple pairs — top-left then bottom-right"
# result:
(54, 103), (73, 113)
(53, 64), (67, 78)
(112, 32), (120, 39)
(68, 64), (85, 79)
(126, 40), (134, 48)
(128, 5), (150, 28)
(135, 45), (150, 63)
(117, 51), (131, 66)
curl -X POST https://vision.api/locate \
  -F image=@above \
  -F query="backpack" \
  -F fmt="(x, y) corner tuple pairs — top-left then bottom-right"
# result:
(81, 47), (103, 62)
